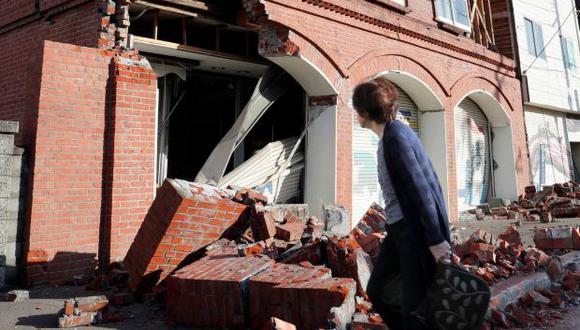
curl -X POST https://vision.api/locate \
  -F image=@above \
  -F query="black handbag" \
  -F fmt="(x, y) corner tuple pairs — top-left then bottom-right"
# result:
(412, 261), (491, 330)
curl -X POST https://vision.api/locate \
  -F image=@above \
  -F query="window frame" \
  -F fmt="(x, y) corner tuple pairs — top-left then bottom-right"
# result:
(374, 0), (410, 14)
(561, 36), (577, 70)
(524, 17), (546, 60)
(434, 0), (472, 33)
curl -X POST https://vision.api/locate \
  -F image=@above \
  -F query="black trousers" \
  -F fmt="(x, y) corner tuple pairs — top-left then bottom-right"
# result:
(366, 220), (437, 330)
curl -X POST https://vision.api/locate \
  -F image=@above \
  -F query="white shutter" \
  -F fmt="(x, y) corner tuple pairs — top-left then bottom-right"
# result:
(525, 110), (571, 188)
(454, 98), (491, 211)
(566, 117), (580, 142)
(352, 85), (420, 223)
(396, 86), (420, 136)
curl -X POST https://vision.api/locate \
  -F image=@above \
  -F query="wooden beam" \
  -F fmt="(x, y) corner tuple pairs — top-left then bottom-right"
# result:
(470, 0), (478, 22)
(144, 0), (223, 16)
(134, 0), (199, 17)
(484, 0), (495, 44)
(153, 10), (159, 40)
(182, 16), (187, 45)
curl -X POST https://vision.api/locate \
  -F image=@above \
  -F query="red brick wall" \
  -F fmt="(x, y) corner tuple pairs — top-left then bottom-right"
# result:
(0, 1), (36, 27)
(0, 0), (101, 148)
(27, 41), (110, 284)
(40, 0), (80, 11)
(108, 58), (157, 261)
(336, 105), (353, 221)
(254, 0), (529, 222)
(25, 40), (157, 284)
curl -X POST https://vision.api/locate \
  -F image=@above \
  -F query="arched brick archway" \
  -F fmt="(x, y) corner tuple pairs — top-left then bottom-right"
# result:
(347, 53), (452, 217)
(348, 51), (449, 101)
(448, 76), (529, 213)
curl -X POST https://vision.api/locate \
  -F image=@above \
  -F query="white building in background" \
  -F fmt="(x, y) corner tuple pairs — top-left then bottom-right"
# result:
(511, 0), (580, 187)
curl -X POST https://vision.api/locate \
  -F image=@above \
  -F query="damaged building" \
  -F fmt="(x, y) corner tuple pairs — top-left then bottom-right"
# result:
(0, 0), (530, 285)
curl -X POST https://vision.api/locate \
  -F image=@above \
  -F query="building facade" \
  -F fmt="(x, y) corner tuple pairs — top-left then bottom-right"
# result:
(0, 0), (530, 284)
(494, 0), (580, 189)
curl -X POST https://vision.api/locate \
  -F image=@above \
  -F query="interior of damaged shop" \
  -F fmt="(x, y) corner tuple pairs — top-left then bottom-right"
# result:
(129, 1), (310, 206)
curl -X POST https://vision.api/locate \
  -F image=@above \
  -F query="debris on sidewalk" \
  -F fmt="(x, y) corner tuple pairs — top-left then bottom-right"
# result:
(58, 296), (109, 328)
(41, 179), (580, 329)
(3, 289), (29, 302)
(485, 272), (580, 329)
(468, 182), (580, 222)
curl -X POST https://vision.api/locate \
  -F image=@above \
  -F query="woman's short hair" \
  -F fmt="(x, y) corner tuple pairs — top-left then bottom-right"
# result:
(352, 76), (399, 123)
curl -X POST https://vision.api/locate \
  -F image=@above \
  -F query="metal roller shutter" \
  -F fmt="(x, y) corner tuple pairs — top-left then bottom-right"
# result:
(396, 86), (420, 136)
(454, 98), (491, 211)
(352, 85), (420, 223)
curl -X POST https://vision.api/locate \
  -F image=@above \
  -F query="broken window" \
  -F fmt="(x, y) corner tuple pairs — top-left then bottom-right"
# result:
(132, 2), (308, 203)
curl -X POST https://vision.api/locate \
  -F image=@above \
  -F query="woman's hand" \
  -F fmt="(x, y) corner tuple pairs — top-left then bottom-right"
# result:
(429, 240), (451, 263)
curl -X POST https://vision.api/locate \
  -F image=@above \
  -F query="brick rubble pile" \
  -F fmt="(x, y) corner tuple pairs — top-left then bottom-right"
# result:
(120, 179), (389, 330)
(50, 179), (580, 328)
(468, 182), (580, 222)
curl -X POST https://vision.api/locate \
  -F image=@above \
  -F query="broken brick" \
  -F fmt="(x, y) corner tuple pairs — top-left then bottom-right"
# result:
(262, 317), (297, 330)
(499, 224), (522, 246)
(519, 199), (536, 209)
(490, 207), (509, 216)
(327, 237), (373, 296)
(470, 243), (496, 263)
(524, 247), (550, 268)
(166, 255), (274, 327)
(511, 307), (533, 327)
(234, 187), (269, 205)
(470, 229), (493, 244)
(353, 230), (383, 263)
(275, 222), (304, 242)
(270, 277), (356, 330)
(74, 296), (108, 313)
(551, 206), (580, 218)
(491, 308), (511, 328)
(279, 240), (325, 265)
(574, 227), (580, 249)
(527, 214), (541, 221)
(540, 211), (554, 223)
(284, 211), (303, 224)
(64, 299), (75, 316)
(123, 179), (250, 293)
(239, 240), (278, 258)
(252, 206), (278, 241)
(534, 228), (552, 250)
(549, 227), (574, 249)
(357, 204), (386, 233)
(521, 291), (550, 307)
(549, 294), (565, 308)
(58, 312), (96, 328)
(562, 273), (579, 291)
(355, 296), (373, 314)
(475, 267), (495, 282)
(4, 290), (29, 302)
(525, 185), (537, 194)
(248, 263), (331, 329)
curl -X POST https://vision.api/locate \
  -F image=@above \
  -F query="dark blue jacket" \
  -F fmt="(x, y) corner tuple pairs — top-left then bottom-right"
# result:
(382, 120), (451, 246)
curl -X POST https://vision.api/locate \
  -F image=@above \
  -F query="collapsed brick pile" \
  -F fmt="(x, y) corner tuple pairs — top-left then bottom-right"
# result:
(484, 272), (580, 329)
(455, 224), (580, 284)
(55, 178), (579, 329)
(468, 182), (580, 222)
(120, 179), (389, 330)
(455, 225), (545, 283)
